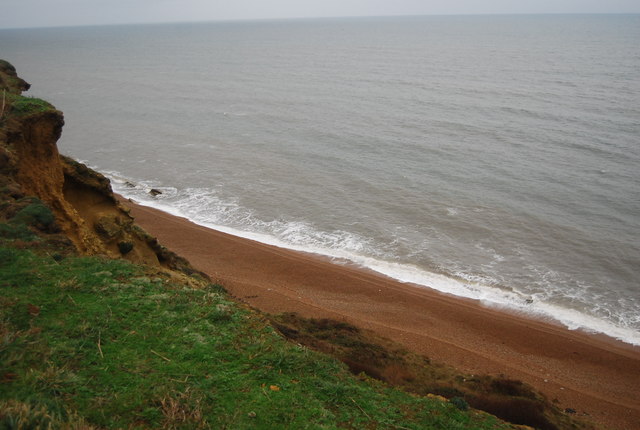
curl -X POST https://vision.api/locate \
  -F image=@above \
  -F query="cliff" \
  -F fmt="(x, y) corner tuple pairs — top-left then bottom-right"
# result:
(0, 60), (198, 275)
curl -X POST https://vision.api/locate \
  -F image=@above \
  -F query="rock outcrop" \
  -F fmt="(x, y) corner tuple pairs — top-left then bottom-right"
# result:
(0, 59), (201, 276)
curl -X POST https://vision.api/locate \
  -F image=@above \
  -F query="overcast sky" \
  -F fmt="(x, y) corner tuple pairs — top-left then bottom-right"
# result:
(2, 0), (639, 29)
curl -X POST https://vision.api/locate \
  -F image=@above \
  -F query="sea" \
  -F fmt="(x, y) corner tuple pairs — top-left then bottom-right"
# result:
(2, 14), (639, 345)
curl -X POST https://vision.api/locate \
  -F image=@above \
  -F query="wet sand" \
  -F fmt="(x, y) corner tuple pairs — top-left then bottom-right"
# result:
(121, 197), (640, 430)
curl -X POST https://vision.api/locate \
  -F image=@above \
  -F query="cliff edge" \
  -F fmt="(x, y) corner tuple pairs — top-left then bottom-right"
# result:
(0, 59), (199, 275)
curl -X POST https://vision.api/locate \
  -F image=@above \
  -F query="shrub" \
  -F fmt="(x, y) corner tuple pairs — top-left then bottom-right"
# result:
(0, 246), (19, 265)
(117, 241), (134, 255)
(0, 222), (36, 240)
(469, 396), (557, 430)
(490, 378), (537, 399)
(12, 199), (56, 231)
(450, 397), (469, 411)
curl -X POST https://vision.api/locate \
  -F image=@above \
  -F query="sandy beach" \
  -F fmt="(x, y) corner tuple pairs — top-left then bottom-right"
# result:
(120, 197), (640, 430)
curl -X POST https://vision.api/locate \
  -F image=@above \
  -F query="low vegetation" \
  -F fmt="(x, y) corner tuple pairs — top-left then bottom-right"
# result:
(0, 196), (58, 241)
(1, 60), (50, 119)
(0, 232), (517, 429)
(1, 93), (56, 118)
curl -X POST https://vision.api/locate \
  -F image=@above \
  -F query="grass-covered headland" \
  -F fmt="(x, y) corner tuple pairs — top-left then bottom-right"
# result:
(0, 238), (515, 429)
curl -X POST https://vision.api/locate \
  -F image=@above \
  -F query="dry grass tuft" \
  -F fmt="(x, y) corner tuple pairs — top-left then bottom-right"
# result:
(159, 390), (208, 429)
(0, 399), (96, 429)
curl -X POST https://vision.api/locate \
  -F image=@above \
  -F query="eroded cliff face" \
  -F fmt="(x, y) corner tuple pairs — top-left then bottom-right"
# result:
(9, 107), (102, 254)
(0, 59), (199, 274)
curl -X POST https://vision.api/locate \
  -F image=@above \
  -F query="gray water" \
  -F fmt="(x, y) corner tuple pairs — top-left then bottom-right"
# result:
(2, 15), (639, 344)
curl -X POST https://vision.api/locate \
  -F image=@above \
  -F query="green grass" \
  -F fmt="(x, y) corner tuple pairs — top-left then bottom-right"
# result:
(2, 93), (55, 117)
(0, 244), (515, 429)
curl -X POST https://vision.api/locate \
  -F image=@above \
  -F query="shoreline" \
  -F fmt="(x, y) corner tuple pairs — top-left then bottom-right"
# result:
(117, 191), (639, 348)
(119, 196), (640, 430)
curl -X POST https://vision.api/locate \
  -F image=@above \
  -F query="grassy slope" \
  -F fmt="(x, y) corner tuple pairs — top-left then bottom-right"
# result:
(0, 239), (514, 429)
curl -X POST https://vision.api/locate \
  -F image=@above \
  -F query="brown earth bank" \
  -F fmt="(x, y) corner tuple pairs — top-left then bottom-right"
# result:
(120, 196), (640, 430)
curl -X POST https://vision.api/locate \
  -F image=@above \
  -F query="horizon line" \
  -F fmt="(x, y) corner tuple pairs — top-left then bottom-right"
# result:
(2, 11), (638, 31)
